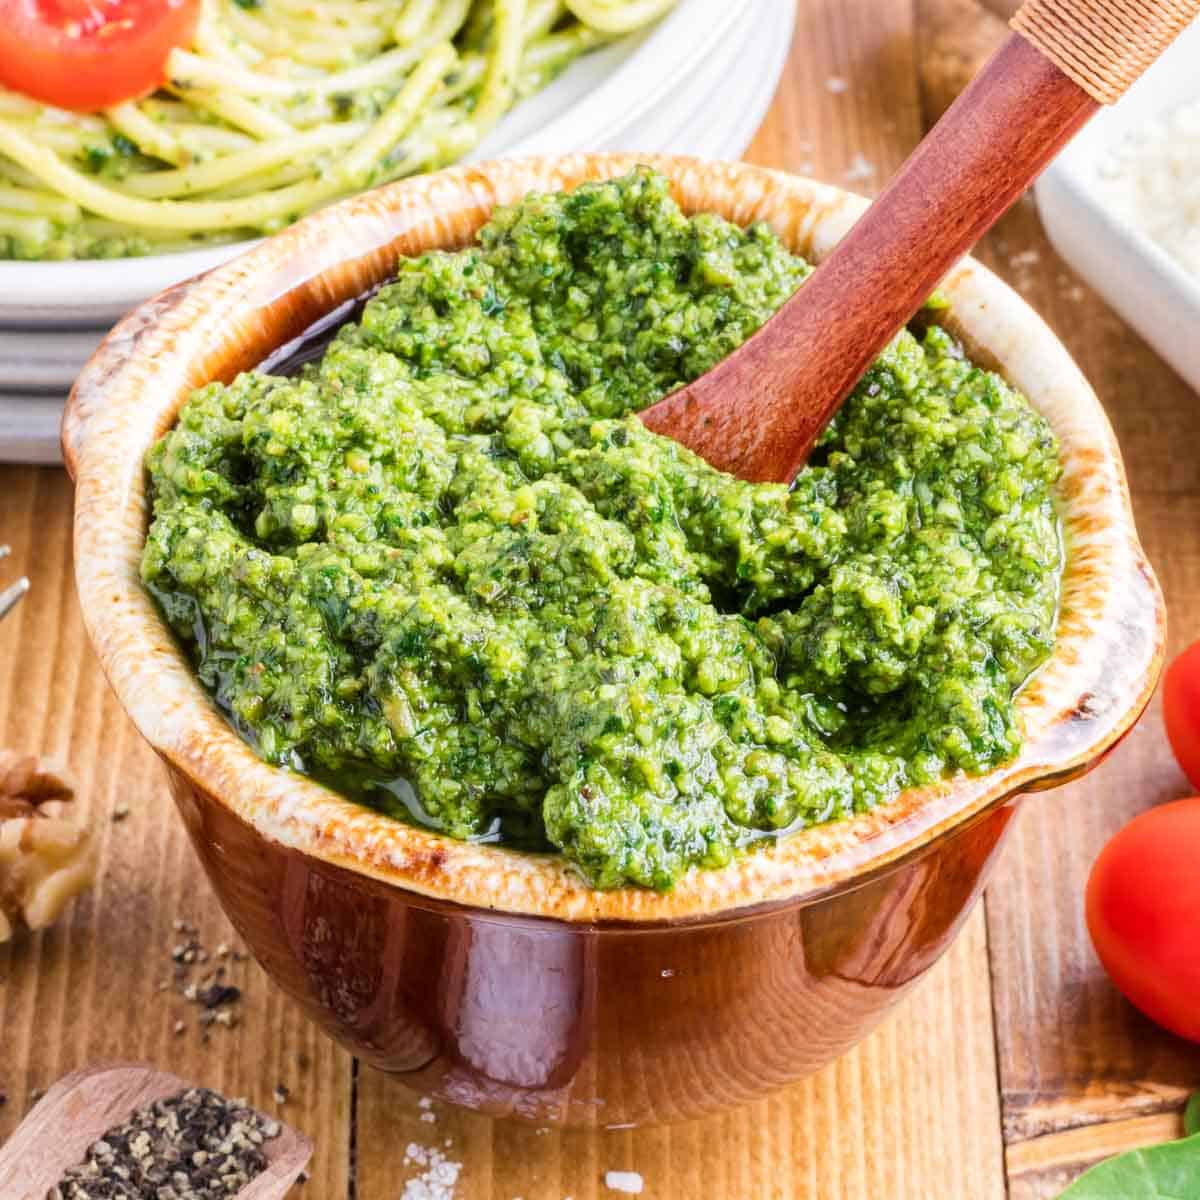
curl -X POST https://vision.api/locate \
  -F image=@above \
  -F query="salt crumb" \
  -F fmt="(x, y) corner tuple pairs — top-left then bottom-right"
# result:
(605, 1171), (644, 1195)
(1009, 249), (1041, 270)
(401, 1143), (462, 1200)
(825, 76), (848, 94)
(844, 153), (876, 185)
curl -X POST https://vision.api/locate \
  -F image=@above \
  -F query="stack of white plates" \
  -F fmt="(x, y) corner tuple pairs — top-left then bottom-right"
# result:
(0, 0), (793, 464)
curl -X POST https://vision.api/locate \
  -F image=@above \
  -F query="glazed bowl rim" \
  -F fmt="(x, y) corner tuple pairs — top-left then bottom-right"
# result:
(65, 152), (1166, 924)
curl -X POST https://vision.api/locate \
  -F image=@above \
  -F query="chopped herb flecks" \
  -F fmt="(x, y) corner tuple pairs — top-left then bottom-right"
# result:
(143, 168), (1063, 890)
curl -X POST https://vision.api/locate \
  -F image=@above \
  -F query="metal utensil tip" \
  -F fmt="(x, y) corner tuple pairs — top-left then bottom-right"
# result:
(0, 545), (29, 622)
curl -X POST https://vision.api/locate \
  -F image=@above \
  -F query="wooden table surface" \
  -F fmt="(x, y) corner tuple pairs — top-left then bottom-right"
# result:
(3, 2), (1199, 1196)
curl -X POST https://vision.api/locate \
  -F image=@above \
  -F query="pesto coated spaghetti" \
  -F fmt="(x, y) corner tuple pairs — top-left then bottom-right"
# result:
(0, 0), (675, 260)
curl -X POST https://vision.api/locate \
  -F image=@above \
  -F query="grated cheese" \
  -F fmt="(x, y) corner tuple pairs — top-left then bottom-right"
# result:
(1098, 97), (1200, 278)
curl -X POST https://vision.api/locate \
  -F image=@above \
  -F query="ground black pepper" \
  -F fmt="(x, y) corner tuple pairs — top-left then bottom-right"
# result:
(164, 920), (246, 1041)
(197, 984), (241, 1010)
(48, 1087), (281, 1199)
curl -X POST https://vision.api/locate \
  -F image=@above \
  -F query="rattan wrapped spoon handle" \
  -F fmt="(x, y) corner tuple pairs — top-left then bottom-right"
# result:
(640, 0), (1200, 484)
(1013, 0), (1198, 103)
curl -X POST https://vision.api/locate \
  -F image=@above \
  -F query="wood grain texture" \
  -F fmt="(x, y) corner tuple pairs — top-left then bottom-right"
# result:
(975, 196), (1200, 1182)
(915, 0), (1009, 121)
(353, 910), (1005, 1200)
(0, 468), (353, 1196)
(3, 3), (1199, 1198)
(1007, 1112), (1187, 1200)
(910, 11), (1200, 1192)
(910, 4), (1200, 1190)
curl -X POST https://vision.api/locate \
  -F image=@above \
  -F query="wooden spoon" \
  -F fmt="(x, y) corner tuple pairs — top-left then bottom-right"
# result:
(640, 0), (1199, 484)
(0, 1063), (313, 1200)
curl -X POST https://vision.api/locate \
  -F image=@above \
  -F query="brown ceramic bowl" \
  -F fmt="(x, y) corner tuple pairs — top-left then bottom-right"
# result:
(65, 155), (1165, 1127)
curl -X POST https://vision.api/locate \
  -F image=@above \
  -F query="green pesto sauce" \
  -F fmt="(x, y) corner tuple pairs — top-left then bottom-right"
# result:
(142, 167), (1063, 890)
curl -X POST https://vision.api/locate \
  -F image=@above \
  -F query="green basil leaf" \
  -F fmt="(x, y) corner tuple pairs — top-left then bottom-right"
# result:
(1058, 1133), (1200, 1198)
(1185, 1094), (1200, 1140)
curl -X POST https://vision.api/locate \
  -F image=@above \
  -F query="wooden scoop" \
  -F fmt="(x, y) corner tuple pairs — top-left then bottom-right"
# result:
(0, 1063), (313, 1200)
(641, 0), (1200, 484)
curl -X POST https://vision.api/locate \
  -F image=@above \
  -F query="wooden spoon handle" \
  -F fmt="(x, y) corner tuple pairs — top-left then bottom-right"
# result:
(641, 33), (1094, 482)
(641, 0), (1200, 484)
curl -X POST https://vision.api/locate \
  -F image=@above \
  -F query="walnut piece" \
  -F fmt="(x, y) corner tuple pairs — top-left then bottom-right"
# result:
(0, 750), (96, 942)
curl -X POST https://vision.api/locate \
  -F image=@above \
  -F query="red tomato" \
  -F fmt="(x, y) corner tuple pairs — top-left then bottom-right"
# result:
(1164, 640), (1200, 790)
(1086, 797), (1200, 1043)
(0, 0), (200, 112)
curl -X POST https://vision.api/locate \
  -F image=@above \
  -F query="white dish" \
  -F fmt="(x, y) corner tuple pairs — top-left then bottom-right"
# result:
(2, 0), (782, 394)
(0, 394), (62, 464)
(0, 0), (789, 462)
(1036, 20), (1200, 395)
(0, 0), (751, 331)
(0, 327), (104, 392)
(650, 0), (793, 160)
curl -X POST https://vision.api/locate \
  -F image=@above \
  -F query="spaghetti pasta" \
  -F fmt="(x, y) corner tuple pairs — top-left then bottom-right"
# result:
(0, 0), (675, 260)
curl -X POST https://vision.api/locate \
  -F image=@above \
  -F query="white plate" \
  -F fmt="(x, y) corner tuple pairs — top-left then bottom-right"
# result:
(0, 394), (63, 464)
(639, 0), (793, 161)
(0, 0), (788, 395)
(0, 0), (751, 330)
(1036, 20), (1200, 395)
(0, 327), (105, 392)
(479, 0), (750, 158)
(0, 1), (791, 462)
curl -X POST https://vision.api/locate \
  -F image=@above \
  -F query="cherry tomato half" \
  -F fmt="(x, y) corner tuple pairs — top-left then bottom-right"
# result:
(1086, 797), (1200, 1043)
(1164, 640), (1200, 791)
(0, 0), (200, 113)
